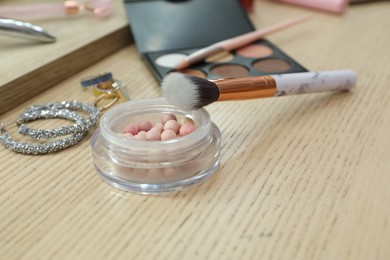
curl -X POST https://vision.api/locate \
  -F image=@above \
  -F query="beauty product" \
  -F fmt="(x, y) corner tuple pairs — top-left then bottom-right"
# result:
(124, 0), (308, 81)
(0, 0), (112, 20)
(174, 15), (311, 70)
(161, 70), (357, 110)
(91, 97), (221, 194)
(349, 0), (382, 3)
(275, 0), (349, 14)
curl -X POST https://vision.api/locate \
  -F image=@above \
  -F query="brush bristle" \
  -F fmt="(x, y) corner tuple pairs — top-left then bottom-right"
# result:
(161, 72), (219, 110)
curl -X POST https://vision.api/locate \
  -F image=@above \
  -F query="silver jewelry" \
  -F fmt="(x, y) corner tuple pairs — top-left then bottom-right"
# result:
(0, 123), (86, 155)
(17, 101), (100, 138)
(17, 109), (86, 139)
(0, 101), (100, 155)
(23, 100), (100, 129)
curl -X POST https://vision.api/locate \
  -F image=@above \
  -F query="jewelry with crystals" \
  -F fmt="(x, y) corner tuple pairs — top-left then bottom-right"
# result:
(0, 101), (100, 155)
(0, 123), (86, 155)
(92, 79), (115, 96)
(23, 100), (100, 129)
(17, 109), (85, 139)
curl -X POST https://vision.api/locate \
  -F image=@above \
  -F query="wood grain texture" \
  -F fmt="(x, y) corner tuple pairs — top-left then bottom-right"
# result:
(1, 1), (390, 259)
(0, 0), (131, 115)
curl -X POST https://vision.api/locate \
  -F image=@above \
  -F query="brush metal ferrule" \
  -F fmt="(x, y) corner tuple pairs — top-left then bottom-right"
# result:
(213, 75), (277, 101)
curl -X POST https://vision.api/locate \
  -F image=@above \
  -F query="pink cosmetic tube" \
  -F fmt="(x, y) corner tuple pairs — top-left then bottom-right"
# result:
(0, 0), (112, 20)
(0, 2), (68, 20)
(276, 0), (349, 14)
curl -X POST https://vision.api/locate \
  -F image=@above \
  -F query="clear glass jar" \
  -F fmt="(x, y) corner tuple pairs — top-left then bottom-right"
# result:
(90, 97), (222, 194)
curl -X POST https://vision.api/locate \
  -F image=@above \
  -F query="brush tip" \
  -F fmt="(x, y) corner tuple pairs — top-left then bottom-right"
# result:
(161, 72), (220, 111)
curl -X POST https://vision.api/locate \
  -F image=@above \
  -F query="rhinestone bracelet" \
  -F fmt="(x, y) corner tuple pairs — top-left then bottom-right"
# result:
(17, 109), (86, 139)
(22, 100), (100, 129)
(17, 101), (100, 138)
(0, 101), (100, 155)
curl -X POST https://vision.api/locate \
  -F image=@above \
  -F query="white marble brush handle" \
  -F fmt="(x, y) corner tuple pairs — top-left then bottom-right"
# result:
(272, 70), (356, 96)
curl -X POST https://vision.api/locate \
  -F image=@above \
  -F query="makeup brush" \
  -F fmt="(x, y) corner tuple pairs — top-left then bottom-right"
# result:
(174, 15), (311, 70)
(161, 70), (356, 110)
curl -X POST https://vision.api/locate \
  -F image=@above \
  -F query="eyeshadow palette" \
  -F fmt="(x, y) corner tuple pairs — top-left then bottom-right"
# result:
(145, 39), (306, 80)
(124, 0), (307, 81)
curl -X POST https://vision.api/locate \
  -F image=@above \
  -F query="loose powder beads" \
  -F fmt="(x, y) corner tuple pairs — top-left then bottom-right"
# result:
(123, 113), (196, 141)
(90, 97), (222, 193)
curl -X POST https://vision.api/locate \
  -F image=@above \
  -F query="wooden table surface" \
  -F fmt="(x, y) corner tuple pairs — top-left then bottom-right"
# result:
(0, 0), (130, 115)
(1, 1), (390, 259)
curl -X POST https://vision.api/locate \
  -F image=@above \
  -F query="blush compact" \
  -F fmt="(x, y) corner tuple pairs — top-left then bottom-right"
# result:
(91, 97), (222, 194)
(124, 0), (308, 81)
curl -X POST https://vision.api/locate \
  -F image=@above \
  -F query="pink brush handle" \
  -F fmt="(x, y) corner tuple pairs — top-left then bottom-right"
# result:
(174, 15), (311, 70)
(276, 0), (348, 14)
(220, 15), (311, 51)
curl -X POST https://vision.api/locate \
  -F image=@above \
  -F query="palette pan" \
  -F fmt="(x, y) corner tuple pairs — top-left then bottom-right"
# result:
(146, 39), (306, 80)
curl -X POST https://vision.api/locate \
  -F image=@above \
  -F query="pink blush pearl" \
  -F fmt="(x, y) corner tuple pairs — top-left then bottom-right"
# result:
(164, 120), (180, 134)
(161, 129), (177, 140)
(137, 120), (153, 132)
(179, 123), (196, 136)
(124, 124), (138, 135)
(134, 131), (147, 141)
(145, 130), (161, 141)
(154, 122), (164, 132)
(134, 134), (146, 141)
(161, 113), (177, 124)
(150, 126), (163, 133)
